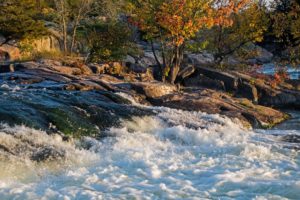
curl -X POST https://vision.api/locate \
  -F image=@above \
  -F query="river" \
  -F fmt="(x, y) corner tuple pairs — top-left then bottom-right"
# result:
(0, 87), (299, 199)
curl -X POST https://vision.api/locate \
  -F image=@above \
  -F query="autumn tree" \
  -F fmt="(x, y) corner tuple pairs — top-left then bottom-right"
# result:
(128, 0), (251, 83)
(196, 1), (269, 63)
(0, 0), (47, 46)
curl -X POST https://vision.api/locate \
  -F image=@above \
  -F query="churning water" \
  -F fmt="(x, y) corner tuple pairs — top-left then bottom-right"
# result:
(0, 104), (299, 199)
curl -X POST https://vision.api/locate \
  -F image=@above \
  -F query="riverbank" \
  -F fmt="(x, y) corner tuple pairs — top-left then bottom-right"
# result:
(1, 59), (297, 130)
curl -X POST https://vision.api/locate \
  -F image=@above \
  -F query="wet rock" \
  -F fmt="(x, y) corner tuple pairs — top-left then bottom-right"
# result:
(31, 147), (66, 162)
(0, 64), (14, 73)
(281, 135), (300, 143)
(7, 73), (44, 84)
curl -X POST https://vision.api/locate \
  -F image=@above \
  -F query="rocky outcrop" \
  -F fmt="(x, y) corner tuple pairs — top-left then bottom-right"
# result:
(232, 71), (300, 107)
(30, 36), (61, 53)
(0, 59), (291, 129)
(0, 44), (21, 61)
(189, 66), (238, 91)
(150, 88), (288, 128)
(182, 65), (300, 108)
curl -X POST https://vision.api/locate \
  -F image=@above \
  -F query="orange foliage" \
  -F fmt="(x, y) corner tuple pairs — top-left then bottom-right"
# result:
(130, 0), (251, 47)
(270, 68), (290, 88)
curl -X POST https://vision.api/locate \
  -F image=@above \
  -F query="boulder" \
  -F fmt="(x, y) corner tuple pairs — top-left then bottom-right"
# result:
(88, 63), (110, 74)
(246, 44), (274, 64)
(106, 62), (124, 75)
(196, 66), (238, 91)
(0, 44), (21, 61)
(138, 51), (162, 68)
(124, 55), (136, 64)
(131, 81), (177, 98)
(185, 52), (215, 66)
(70, 61), (93, 75)
(128, 63), (147, 73)
(183, 74), (225, 91)
(31, 146), (65, 162)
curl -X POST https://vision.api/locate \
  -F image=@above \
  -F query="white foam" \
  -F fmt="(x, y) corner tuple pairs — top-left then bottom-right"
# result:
(0, 107), (299, 199)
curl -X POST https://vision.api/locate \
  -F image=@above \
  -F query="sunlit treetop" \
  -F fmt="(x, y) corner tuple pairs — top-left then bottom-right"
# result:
(128, 0), (252, 47)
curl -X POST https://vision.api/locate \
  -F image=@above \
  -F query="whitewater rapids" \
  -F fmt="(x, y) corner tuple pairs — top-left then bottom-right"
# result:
(0, 106), (299, 199)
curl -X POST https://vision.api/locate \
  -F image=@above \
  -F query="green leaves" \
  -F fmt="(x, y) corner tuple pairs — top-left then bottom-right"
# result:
(0, 0), (47, 43)
(86, 22), (136, 62)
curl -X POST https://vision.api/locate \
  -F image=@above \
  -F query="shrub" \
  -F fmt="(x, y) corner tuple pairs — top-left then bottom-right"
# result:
(85, 22), (136, 63)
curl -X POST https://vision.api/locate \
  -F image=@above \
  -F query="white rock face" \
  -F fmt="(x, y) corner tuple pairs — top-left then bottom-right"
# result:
(31, 36), (61, 52)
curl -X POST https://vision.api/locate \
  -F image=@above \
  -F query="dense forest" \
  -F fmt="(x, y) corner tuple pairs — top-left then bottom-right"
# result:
(0, 0), (299, 83)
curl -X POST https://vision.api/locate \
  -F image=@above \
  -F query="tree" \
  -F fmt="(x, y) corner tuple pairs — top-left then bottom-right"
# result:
(128, 0), (250, 83)
(85, 22), (135, 63)
(0, 0), (47, 46)
(53, 0), (94, 54)
(269, 0), (300, 63)
(197, 1), (269, 63)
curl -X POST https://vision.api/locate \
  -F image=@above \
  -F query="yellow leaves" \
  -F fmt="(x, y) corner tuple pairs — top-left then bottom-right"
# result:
(129, 0), (251, 48)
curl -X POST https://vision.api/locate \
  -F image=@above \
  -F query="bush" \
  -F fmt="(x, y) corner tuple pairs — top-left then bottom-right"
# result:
(85, 22), (136, 63)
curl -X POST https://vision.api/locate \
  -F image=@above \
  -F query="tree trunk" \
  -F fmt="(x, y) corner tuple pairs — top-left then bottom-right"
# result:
(70, 7), (83, 54)
(62, 17), (68, 54)
(169, 45), (183, 84)
(151, 40), (166, 82)
(70, 21), (79, 54)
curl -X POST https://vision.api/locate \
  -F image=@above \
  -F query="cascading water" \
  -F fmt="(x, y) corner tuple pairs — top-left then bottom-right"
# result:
(0, 97), (299, 199)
